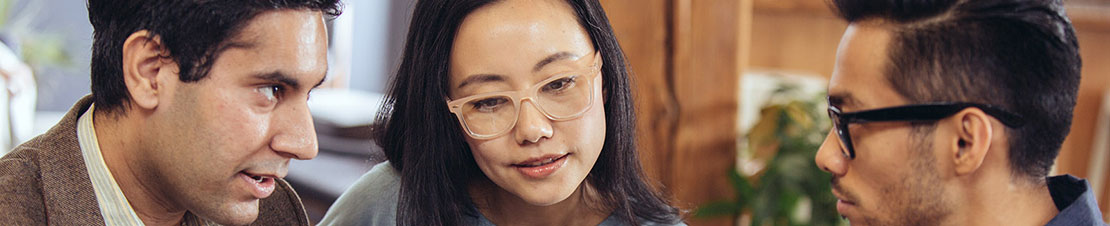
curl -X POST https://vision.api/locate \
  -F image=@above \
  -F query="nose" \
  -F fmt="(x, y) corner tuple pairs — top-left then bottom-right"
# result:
(271, 101), (319, 160)
(513, 99), (554, 145)
(816, 130), (847, 177)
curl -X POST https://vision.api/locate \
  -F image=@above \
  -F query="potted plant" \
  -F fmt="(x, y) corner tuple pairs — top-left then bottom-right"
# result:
(695, 84), (845, 226)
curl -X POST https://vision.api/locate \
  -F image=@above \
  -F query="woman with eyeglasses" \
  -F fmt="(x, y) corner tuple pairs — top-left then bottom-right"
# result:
(319, 0), (684, 225)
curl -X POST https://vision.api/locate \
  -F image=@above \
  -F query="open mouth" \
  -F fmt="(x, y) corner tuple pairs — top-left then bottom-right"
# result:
(512, 154), (570, 168)
(238, 171), (277, 199)
(241, 171), (272, 182)
(511, 153), (571, 179)
(248, 174), (266, 183)
(831, 189), (858, 215)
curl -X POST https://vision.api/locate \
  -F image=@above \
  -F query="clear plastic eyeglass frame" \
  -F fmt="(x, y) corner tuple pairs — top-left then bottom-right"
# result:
(446, 51), (603, 139)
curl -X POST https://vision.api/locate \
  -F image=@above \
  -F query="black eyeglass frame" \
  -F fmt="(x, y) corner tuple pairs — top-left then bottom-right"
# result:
(828, 102), (1025, 160)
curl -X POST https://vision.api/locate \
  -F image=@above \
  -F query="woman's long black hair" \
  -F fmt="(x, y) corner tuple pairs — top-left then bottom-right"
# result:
(373, 0), (682, 225)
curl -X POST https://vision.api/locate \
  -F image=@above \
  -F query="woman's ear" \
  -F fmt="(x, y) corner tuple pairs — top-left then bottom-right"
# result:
(950, 108), (994, 176)
(121, 30), (172, 111)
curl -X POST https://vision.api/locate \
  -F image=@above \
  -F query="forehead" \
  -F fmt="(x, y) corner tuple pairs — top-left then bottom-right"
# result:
(449, 0), (593, 79)
(211, 10), (328, 79)
(828, 22), (908, 111)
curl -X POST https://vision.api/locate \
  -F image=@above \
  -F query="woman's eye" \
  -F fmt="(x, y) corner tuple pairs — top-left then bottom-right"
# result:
(257, 85), (282, 102)
(542, 76), (577, 93)
(471, 97), (509, 112)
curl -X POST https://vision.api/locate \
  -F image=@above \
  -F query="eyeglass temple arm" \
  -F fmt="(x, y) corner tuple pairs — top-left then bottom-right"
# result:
(843, 104), (1025, 127)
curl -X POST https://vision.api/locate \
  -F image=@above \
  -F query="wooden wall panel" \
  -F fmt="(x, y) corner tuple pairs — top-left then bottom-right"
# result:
(749, 11), (844, 76)
(599, 0), (677, 198)
(603, 1), (747, 225)
(669, 0), (744, 225)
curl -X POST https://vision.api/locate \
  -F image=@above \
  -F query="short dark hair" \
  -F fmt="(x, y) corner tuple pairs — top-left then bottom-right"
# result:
(830, 0), (1081, 180)
(374, 0), (682, 225)
(87, 0), (341, 114)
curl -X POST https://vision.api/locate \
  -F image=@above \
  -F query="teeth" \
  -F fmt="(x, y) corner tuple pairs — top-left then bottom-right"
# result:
(525, 157), (557, 167)
(251, 175), (264, 183)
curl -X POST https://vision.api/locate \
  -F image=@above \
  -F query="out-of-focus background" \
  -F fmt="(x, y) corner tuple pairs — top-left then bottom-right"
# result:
(1, 0), (1109, 225)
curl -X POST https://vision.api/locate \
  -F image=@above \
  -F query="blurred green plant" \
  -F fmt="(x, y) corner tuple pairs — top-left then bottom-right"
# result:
(0, 0), (74, 72)
(0, 1), (8, 26)
(694, 84), (845, 226)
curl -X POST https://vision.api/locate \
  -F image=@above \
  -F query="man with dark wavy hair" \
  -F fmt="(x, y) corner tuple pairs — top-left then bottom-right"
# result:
(0, 0), (340, 225)
(815, 0), (1105, 225)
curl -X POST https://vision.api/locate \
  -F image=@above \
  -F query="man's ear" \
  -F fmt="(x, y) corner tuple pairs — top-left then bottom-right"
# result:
(951, 108), (994, 176)
(121, 30), (172, 110)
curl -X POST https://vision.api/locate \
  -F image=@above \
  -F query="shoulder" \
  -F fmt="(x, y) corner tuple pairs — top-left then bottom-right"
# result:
(598, 215), (687, 226)
(318, 161), (400, 226)
(0, 96), (101, 224)
(640, 220), (688, 226)
(0, 143), (47, 223)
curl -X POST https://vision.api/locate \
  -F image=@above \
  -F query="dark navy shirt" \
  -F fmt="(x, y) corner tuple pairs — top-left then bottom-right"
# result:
(1045, 175), (1108, 226)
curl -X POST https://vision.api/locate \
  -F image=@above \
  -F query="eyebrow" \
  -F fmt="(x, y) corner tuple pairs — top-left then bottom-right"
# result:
(254, 71), (326, 91)
(827, 92), (860, 109)
(457, 52), (580, 89)
(533, 52), (577, 72)
(225, 39), (327, 90)
(456, 74), (505, 89)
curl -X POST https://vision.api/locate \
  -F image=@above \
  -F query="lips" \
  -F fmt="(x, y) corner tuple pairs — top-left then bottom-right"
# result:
(512, 153), (570, 179)
(238, 171), (277, 199)
(831, 188), (857, 215)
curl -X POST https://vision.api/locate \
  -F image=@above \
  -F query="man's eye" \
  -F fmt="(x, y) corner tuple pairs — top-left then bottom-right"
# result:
(257, 85), (282, 101)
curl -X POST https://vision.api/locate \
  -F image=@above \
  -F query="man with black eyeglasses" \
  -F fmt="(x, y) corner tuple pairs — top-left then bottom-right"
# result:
(815, 0), (1105, 225)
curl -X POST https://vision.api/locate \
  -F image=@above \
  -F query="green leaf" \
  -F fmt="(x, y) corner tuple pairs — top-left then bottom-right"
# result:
(784, 101), (814, 130)
(692, 201), (743, 218)
(729, 169), (755, 201)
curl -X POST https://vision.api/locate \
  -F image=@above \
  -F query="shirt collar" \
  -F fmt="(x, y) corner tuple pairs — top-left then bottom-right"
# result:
(1045, 175), (1107, 225)
(77, 104), (147, 225)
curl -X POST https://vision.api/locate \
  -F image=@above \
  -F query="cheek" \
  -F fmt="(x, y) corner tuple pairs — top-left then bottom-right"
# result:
(559, 97), (606, 153)
(845, 126), (914, 177)
(466, 137), (513, 171)
(567, 80), (607, 150)
(850, 123), (910, 161)
(190, 90), (273, 165)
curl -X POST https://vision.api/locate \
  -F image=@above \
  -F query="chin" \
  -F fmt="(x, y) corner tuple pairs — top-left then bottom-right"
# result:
(521, 193), (573, 207)
(517, 184), (579, 207)
(197, 199), (261, 226)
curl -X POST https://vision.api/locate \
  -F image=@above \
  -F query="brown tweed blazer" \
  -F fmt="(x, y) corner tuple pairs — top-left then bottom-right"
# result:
(0, 96), (311, 225)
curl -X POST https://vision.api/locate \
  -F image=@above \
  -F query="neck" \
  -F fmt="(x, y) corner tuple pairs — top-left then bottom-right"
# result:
(93, 109), (186, 226)
(953, 171), (1058, 226)
(469, 178), (609, 226)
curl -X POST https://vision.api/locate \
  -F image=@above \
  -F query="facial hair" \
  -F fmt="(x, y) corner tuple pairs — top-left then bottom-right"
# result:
(868, 128), (952, 226)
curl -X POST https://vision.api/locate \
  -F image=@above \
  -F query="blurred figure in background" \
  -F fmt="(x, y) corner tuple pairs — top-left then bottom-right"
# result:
(0, 41), (35, 152)
(815, 0), (1103, 225)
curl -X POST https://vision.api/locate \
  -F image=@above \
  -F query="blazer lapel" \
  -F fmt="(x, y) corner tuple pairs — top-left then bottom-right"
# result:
(37, 96), (105, 225)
